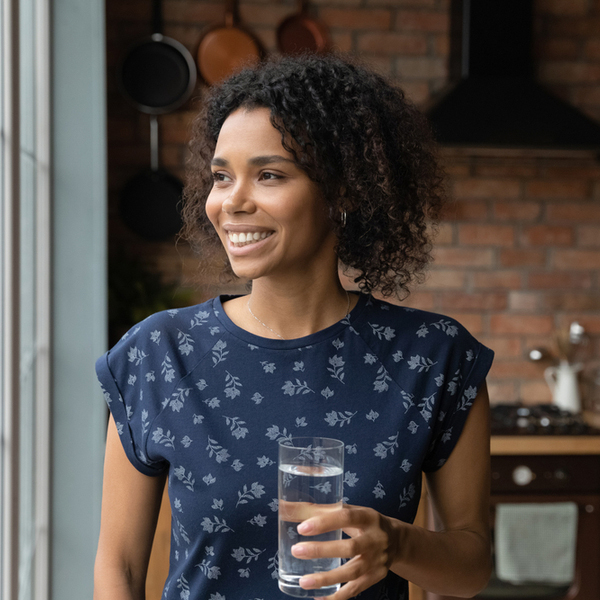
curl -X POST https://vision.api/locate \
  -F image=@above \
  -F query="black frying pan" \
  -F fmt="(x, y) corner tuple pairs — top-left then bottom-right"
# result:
(118, 0), (194, 240)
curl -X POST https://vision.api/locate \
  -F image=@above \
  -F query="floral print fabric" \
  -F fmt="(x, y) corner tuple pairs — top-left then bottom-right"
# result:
(96, 294), (494, 600)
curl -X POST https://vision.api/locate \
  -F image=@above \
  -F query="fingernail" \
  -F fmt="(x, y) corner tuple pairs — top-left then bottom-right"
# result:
(300, 576), (316, 588)
(292, 544), (307, 556)
(298, 521), (313, 534)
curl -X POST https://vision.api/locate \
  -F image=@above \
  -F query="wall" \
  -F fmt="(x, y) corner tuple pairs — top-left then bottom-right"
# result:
(105, 0), (600, 405)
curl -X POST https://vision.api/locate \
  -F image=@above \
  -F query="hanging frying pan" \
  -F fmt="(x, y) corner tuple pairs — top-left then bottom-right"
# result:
(277, 0), (330, 55)
(196, 0), (263, 85)
(119, 115), (183, 241)
(118, 0), (196, 113)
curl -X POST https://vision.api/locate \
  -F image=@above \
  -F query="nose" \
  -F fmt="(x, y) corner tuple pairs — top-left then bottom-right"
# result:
(221, 180), (255, 214)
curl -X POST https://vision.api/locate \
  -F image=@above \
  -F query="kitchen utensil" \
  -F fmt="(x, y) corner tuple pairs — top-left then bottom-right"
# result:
(118, 0), (196, 114)
(276, 0), (330, 55)
(196, 0), (263, 85)
(545, 360), (584, 414)
(119, 116), (183, 241)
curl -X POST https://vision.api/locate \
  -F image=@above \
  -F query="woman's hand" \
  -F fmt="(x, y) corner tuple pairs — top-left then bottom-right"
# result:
(291, 503), (403, 600)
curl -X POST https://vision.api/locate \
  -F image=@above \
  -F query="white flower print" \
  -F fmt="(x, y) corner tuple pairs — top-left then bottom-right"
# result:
(205, 546), (215, 556)
(373, 365), (392, 393)
(196, 378), (208, 390)
(238, 568), (250, 578)
(293, 361), (305, 372)
(366, 410), (379, 421)
(368, 322), (396, 341)
(373, 481), (385, 499)
(401, 390), (415, 413)
(167, 309), (179, 317)
(344, 472), (359, 487)
(268, 552), (279, 579)
(435, 373), (444, 387)
(400, 459), (412, 473)
(231, 547), (265, 564)
(169, 387), (191, 412)
(178, 330), (194, 355)
(173, 466), (195, 491)
(201, 516), (234, 533)
(126, 404), (133, 420)
(408, 421), (419, 434)
(248, 514), (267, 527)
(212, 498), (224, 511)
(373, 432), (399, 459)
(161, 353), (175, 382)
(212, 340), (229, 367)
(204, 397), (220, 409)
(145, 371), (155, 382)
(432, 319), (458, 337)
(457, 385), (478, 410)
(150, 330), (161, 344)
(173, 498), (183, 513)
(141, 409), (149, 435)
(127, 374), (137, 386)
(209, 593), (226, 600)
(190, 309), (210, 329)
(193, 414), (204, 424)
(206, 437), (230, 463)
(441, 427), (453, 443)
(260, 361), (276, 373)
(311, 480), (332, 494)
(127, 346), (147, 365)
(224, 371), (242, 399)
(223, 416), (249, 439)
(393, 350), (404, 362)
(407, 355), (438, 372)
(364, 353), (377, 365)
(268, 499), (279, 512)
(282, 379), (314, 396)
(327, 355), (345, 384)
(236, 482), (266, 507)
(257, 455), (274, 468)
(210, 327), (220, 336)
(115, 421), (124, 435)
(346, 443), (357, 454)
(466, 349), (474, 361)
(266, 425), (293, 445)
(419, 394), (436, 422)
(399, 483), (416, 509)
(251, 392), (264, 404)
(197, 559), (221, 580)
(321, 387), (334, 399)
(181, 436), (193, 448)
(324, 410), (357, 427)
(177, 574), (190, 600)
(287, 526), (298, 539)
(295, 417), (308, 428)
(231, 459), (244, 472)
(248, 344), (258, 350)
(417, 323), (429, 338)
(332, 338), (344, 350)
(203, 473), (216, 486)
(151, 427), (175, 449)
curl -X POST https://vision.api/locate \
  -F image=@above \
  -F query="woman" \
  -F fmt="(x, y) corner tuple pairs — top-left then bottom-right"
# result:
(95, 54), (494, 600)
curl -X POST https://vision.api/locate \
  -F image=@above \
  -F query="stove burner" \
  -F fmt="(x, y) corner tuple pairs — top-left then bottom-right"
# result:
(491, 404), (600, 435)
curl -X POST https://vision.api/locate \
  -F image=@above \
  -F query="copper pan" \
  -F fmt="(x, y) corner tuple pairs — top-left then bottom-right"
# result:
(277, 0), (330, 55)
(196, 0), (263, 85)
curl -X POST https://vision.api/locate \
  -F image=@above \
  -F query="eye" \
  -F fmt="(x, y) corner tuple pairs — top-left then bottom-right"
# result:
(212, 172), (231, 183)
(260, 171), (282, 181)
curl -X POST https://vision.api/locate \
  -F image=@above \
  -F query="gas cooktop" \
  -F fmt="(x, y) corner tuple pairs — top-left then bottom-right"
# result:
(491, 404), (600, 435)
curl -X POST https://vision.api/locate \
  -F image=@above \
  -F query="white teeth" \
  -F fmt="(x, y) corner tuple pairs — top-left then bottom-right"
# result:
(228, 231), (272, 246)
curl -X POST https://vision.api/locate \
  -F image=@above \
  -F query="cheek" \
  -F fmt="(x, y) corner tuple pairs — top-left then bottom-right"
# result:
(204, 191), (221, 230)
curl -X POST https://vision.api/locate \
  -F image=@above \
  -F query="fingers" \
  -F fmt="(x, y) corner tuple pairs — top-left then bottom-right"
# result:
(298, 503), (369, 536)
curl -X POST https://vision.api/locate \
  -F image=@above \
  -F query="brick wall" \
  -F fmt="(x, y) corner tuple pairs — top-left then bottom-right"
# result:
(106, 0), (600, 405)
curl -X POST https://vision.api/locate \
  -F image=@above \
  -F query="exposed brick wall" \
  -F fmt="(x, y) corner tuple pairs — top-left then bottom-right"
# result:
(106, 0), (600, 406)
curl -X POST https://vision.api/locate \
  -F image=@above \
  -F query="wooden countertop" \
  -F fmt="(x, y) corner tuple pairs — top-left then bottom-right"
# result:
(491, 435), (600, 455)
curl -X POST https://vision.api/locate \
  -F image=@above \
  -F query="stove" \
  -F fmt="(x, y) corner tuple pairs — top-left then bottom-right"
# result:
(491, 404), (600, 435)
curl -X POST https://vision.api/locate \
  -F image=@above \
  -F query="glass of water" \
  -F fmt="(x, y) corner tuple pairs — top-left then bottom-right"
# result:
(278, 437), (344, 597)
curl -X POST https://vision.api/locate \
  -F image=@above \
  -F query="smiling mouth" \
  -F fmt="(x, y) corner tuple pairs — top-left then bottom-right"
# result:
(227, 231), (274, 247)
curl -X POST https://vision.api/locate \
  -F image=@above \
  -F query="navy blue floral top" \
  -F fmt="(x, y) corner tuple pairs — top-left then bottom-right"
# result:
(96, 294), (493, 600)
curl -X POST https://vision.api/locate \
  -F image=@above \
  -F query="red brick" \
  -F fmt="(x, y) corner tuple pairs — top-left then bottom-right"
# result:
(526, 179), (590, 199)
(537, 0), (590, 16)
(442, 160), (470, 177)
(422, 269), (466, 289)
(329, 31), (353, 53)
(493, 201), (542, 221)
(540, 293), (600, 311)
(546, 16), (600, 37)
(490, 314), (554, 335)
(164, 1), (227, 24)
(540, 61), (600, 84)
(520, 380), (553, 404)
(433, 247), (495, 268)
(487, 382), (518, 404)
(542, 162), (600, 179)
(441, 200), (489, 221)
(553, 249), (600, 269)
(478, 336), (523, 359)
(357, 32), (427, 55)
(584, 39), (600, 60)
(490, 360), (547, 379)
(474, 162), (537, 178)
(319, 8), (392, 30)
(453, 178), (521, 199)
(434, 33), (449, 57)
(528, 271), (593, 289)
(508, 292), (541, 312)
(393, 10), (449, 32)
(239, 4), (296, 26)
(395, 56), (447, 78)
(360, 55), (394, 77)
(437, 292), (507, 311)
(458, 224), (515, 246)
(400, 81), (430, 105)
(547, 202), (600, 222)
(472, 271), (523, 289)
(579, 225), (600, 247)
(499, 249), (547, 268)
(556, 314), (600, 334)
(399, 291), (435, 311)
(536, 38), (581, 60)
(521, 225), (574, 246)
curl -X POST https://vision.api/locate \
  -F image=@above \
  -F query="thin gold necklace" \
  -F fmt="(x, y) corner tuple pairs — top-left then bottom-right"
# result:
(246, 291), (351, 340)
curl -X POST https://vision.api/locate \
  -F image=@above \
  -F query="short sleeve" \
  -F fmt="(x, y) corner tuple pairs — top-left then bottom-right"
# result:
(96, 321), (169, 476)
(422, 329), (494, 472)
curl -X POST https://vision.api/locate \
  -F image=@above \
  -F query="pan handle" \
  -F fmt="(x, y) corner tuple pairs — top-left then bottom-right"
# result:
(150, 115), (159, 171)
(225, 0), (237, 28)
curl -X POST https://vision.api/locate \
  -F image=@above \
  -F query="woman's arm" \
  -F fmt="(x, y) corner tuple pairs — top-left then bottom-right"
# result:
(94, 415), (166, 600)
(292, 384), (491, 599)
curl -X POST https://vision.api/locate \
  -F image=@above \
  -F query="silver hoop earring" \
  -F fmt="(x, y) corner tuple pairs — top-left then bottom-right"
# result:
(341, 209), (347, 227)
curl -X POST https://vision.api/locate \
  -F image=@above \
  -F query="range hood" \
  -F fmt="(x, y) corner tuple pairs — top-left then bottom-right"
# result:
(427, 0), (600, 150)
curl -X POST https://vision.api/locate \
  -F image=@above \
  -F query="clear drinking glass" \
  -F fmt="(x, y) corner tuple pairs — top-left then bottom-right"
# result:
(278, 437), (344, 597)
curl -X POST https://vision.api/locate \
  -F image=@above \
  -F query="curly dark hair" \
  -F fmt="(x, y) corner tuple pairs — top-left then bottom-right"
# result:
(182, 53), (446, 299)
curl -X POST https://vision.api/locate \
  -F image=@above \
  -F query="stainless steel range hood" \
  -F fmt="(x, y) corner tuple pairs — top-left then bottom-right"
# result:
(427, 0), (600, 150)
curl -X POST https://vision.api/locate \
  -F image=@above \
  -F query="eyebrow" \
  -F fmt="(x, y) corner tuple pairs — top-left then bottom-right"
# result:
(211, 155), (296, 167)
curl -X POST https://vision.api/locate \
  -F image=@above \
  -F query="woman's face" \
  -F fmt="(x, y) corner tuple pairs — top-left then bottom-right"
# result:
(205, 107), (337, 283)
